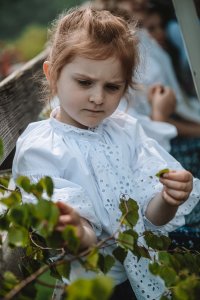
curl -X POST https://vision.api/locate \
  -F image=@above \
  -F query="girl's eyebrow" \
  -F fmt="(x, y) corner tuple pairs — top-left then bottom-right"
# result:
(73, 73), (125, 84)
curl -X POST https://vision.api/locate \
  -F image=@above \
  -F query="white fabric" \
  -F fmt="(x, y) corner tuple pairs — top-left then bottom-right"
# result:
(129, 30), (200, 123)
(118, 98), (177, 152)
(12, 107), (200, 300)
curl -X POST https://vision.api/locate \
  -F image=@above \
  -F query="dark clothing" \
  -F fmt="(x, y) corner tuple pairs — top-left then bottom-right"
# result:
(110, 280), (137, 300)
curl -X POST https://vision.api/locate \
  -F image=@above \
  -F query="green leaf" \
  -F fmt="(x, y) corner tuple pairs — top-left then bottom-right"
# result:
(144, 231), (171, 250)
(117, 232), (134, 251)
(62, 225), (80, 254)
(0, 191), (22, 208)
(159, 266), (177, 286)
(173, 275), (200, 300)
(9, 204), (30, 228)
(0, 176), (10, 195)
(112, 246), (127, 264)
(56, 261), (71, 279)
(16, 176), (31, 193)
(85, 248), (99, 271)
(134, 245), (151, 260)
(32, 176), (54, 198)
(98, 254), (115, 274)
(66, 276), (113, 300)
(42, 176), (54, 197)
(33, 199), (59, 236)
(119, 198), (139, 228)
(155, 168), (170, 178)
(149, 262), (160, 275)
(3, 271), (19, 286)
(0, 176), (10, 188)
(8, 226), (30, 247)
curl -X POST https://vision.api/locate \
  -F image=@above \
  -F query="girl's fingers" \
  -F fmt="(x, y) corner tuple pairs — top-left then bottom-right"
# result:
(159, 177), (192, 192)
(58, 214), (72, 225)
(162, 190), (185, 206)
(56, 201), (74, 214)
(161, 170), (192, 182)
(164, 187), (189, 201)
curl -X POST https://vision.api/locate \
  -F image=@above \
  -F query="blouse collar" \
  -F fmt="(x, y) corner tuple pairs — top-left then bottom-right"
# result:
(49, 106), (104, 137)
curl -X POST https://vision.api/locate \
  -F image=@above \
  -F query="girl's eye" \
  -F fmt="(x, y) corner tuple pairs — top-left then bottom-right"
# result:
(105, 84), (120, 92)
(77, 80), (92, 87)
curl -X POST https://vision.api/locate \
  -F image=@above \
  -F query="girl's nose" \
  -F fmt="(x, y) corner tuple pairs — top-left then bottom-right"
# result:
(89, 88), (104, 105)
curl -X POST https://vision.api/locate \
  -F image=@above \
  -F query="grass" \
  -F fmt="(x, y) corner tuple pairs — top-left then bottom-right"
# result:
(35, 271), (56, 300)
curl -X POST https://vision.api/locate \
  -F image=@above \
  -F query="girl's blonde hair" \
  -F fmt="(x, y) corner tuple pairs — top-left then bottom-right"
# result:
(46, 6), (139, 98)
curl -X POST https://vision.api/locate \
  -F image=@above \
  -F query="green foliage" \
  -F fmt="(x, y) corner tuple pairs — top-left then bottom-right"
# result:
(14, 24), (47, 61)
(65, 277), (114, 300)
(0, 140), (200, 299)
(0, 0), (86, 40)
(149, 251), (200, 299)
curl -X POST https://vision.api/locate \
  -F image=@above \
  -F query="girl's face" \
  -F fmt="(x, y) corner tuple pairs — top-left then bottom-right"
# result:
(45, 56), (126, 129)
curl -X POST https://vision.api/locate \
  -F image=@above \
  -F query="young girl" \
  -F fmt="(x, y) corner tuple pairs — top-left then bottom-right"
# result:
(12, 7), (200, 300)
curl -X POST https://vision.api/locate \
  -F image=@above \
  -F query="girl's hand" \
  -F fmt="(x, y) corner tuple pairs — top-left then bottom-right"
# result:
(55, 201), (84, 240)
(55, 201), (96, 249)
(159, 170), (193, 206)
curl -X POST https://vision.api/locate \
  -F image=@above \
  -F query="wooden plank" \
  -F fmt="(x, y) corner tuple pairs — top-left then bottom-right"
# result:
(172, 0), (200, 101)
(0, 49), (48, 166)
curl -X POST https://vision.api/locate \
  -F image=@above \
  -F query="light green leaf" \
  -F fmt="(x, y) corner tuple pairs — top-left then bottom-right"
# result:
(117, 232), (134, 251)
(119, 198), (139, 228)
(62, 225), (80, 254)
(42, 176), (54, 197)
(155, 168), (170, 178)
(56, 261), (71, 279)
(66, 276), (113, 300)
(0, 176), (10, 188)
(173, 276), (199, 300)
(0, 191), (22, 208)
(85, 248), (99, 270)
(149, 262), (160, 275)
(3, 271), (19, 285)
(16, 176), (31, 193)
(33, 199), (59, 236)
(8, 226), (30, 247)
(159, 266), (177, 286)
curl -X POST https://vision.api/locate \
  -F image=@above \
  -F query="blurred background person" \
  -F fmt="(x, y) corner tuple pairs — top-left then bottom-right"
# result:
(89, 0), (200, 249)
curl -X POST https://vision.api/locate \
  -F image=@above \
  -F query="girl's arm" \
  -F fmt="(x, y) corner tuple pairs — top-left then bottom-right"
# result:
(56, 201), (97, 250)
(145, 170), (193, 226)
(168, 118), (200, 137)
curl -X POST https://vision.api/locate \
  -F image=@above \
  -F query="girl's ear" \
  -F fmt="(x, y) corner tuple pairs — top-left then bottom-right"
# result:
(43, 61), (50, 81)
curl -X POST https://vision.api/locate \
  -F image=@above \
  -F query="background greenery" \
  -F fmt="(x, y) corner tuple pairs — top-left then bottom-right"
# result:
(0, 0), (86, 61)
(0, 0), (86, 40)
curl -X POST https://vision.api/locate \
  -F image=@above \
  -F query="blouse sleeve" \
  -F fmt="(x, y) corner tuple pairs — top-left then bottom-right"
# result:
(12, 130), (102, 236)
(131, 123), (200, 233)
(20, 175), (102, 236)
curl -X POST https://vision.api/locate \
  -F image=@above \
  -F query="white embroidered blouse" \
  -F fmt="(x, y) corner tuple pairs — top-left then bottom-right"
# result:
(12, 107), (200, 300)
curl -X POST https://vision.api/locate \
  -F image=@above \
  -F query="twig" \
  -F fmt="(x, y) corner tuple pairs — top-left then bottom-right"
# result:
(36, 278), (63, 289)
(0, 184), (15, 193)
